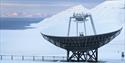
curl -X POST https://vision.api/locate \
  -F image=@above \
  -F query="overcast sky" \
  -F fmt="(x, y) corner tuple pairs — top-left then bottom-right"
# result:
(0, 0), (105, 17)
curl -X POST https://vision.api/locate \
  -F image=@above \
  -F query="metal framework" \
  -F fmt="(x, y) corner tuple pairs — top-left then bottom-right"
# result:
(67, 49), (98, 62)
(67, 13), (96, 36)
(67, 13), (98, 62)
(41, 13), (122, 62)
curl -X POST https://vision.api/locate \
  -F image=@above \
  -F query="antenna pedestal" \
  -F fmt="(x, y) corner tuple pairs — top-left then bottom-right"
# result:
(67, 49), (98, 62)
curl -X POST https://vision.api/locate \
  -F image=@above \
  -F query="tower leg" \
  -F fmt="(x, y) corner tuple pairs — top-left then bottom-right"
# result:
(95, 49), (98, 62)
(67, 50), (69, 61)
(67, 49), (98, 62)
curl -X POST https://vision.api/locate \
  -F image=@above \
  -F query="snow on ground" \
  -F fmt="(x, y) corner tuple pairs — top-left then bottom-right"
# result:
(0, 60), (63, 63)
(0, 29), (66, 56)
(0, 60), (125, 63)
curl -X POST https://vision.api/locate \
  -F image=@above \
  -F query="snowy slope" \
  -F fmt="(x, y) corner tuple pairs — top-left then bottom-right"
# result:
(91, 0), (124, 33)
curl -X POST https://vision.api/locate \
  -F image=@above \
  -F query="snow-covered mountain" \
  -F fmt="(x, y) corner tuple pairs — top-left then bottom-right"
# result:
(32, 0), (124, 36)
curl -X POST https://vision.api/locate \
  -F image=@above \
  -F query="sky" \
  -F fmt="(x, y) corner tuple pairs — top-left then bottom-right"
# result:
(0, 0), (105, 18)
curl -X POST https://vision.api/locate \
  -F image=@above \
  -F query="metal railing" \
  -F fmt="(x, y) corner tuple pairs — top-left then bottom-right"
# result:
(0, 55), (66, 61)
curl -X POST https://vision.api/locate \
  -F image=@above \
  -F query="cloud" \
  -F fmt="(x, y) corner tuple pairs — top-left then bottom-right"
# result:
(0, 0), (106, 17)
(0, 3), (74, 17)
(0, 2), (75, 7)
(1, 0), (105, 7)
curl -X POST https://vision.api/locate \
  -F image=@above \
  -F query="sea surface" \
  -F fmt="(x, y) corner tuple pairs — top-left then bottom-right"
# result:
(0, 17), (43, 30)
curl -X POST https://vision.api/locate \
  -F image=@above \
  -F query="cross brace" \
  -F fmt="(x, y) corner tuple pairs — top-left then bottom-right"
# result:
(67, 49), (98, 62)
